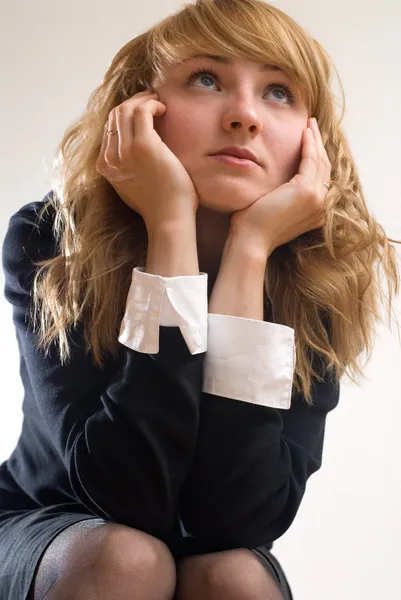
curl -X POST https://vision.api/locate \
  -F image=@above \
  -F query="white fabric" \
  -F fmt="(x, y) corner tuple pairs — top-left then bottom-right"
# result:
(118, 267), (208, 355)
(203, 314), (295, 409)
(118, 267), (296, 409)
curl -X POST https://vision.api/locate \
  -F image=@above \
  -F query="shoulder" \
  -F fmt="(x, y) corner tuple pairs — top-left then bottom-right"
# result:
(3, 191), (56, 256)
(2, 191), (57, 298)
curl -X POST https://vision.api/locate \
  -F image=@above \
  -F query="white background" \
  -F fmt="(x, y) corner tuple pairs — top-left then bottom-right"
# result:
(0, 1), (400, 599)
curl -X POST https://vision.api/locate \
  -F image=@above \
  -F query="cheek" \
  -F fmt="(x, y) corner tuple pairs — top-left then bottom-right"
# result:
(153, 102), (204, 153)
(286, 136), (304, 177)
(269, 128), (304, 179)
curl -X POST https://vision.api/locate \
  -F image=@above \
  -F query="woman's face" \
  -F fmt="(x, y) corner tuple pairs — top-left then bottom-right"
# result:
(151, 56), (309, 214)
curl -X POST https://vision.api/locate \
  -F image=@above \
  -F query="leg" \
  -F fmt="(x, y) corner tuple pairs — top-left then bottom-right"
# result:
(174, 548), (286, 600)
(27, 519), (176, 600)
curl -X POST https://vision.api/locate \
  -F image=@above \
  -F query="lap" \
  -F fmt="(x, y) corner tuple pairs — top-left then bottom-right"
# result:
(0, 508), (292, 600)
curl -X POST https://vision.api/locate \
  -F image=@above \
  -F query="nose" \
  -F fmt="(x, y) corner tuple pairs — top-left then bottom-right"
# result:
(222, 100), (263, 134)
(229, 121), (258, 132)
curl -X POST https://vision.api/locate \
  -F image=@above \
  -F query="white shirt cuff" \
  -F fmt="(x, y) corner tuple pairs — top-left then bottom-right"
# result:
(202, 313), (296, 409)
(118, 267), (208, 355)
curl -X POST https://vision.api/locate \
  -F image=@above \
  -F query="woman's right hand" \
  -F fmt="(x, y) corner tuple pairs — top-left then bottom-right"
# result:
(95, 90), (200, 232)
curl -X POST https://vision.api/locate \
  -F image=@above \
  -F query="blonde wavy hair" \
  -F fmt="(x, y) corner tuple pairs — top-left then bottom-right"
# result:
(32, 0), (401, 405)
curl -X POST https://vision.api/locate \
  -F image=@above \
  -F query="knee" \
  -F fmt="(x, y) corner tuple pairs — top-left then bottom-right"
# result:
(93, 524), (176, 597)
(96, 524), (174, 576)
(52, 523), (176, 600)
(175, 548), (284, 600)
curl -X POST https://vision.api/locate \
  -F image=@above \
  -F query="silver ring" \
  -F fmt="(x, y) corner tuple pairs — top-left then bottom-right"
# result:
(323, 181), (330, 190)
(107, 128), (118, 135)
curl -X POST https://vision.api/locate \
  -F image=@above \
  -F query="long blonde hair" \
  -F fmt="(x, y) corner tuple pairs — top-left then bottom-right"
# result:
(32, 0), (400, 405)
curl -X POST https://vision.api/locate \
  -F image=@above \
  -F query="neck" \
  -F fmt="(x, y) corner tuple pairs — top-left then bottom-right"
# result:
(195, 205), (232, 298)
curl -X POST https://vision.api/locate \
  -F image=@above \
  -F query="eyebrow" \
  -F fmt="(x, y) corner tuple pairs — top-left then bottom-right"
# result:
(182, 54), (282, 73)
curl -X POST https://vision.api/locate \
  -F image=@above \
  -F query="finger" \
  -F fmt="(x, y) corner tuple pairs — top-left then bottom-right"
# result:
(103, 109), (119, 166)
(308, 118), (326, 156)
(97, 123), (109, 166)
(132, 98), (166, 140)
(297, 126), (319, 186)
(308, 119), (326, 190)
(309, 118), (332, 189)
(114, 93), (159, 156)
(135, 89), (157, 96)
(96, 123), (112, 175)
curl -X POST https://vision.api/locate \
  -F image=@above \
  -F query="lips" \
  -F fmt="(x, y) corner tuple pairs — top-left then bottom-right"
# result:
(209, 146), (260, 165)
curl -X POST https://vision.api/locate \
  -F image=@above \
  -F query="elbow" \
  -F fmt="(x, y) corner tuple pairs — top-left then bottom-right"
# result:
(68, 439), (177, 538)
(181, 478), (306, 551)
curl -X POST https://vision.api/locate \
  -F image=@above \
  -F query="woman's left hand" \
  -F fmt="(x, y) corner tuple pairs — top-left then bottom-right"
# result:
(229, 117), (332, 257)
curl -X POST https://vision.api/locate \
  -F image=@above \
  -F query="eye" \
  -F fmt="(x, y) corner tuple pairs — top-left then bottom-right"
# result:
(186, 68), (220, 89)
(186, 68), (296, 105)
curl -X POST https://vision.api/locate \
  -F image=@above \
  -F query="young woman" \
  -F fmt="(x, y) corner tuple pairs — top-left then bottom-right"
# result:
(1, 1), (399, 599)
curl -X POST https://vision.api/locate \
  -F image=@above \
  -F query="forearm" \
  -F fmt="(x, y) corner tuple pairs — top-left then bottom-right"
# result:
(146, 219), (199, 276)
(209, 230), (270, 321)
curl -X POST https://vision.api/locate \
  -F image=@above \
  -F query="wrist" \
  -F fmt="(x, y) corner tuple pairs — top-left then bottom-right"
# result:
(226, 225), (272, 263)
(147, 215), (196, 237)
(146, 218), (199, 276)
(209, 230), (267, 320)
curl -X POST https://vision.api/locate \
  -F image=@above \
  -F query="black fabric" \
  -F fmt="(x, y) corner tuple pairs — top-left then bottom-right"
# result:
(0, 508), (102, 599)
(0, 193), (340, 597)
(0, 510), (292, 600)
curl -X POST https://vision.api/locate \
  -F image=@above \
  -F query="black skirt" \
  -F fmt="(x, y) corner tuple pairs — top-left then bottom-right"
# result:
(0, 505), (293, 600)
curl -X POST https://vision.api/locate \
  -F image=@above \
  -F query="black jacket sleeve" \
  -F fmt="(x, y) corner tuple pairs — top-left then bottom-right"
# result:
(2, 199), (205, 538)
(178, 337), (341, 553)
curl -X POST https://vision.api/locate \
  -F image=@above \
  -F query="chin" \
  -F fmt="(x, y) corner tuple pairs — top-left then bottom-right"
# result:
(198, 191), (259, 214)
(194, 177), (259, 210)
